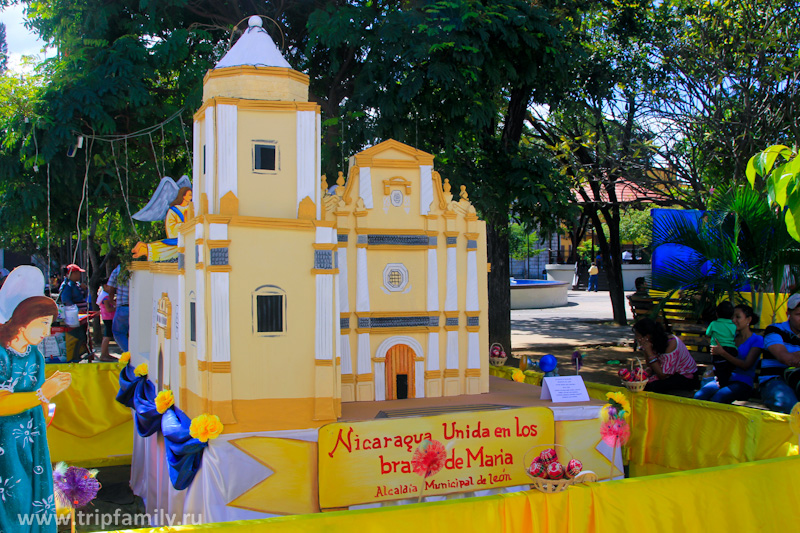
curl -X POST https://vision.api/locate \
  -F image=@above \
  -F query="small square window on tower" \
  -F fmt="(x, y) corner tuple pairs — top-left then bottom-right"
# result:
(253, 143), (278, 172)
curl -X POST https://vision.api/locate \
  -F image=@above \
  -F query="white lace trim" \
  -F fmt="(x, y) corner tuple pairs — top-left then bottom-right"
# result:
(6, 345), (33, 358)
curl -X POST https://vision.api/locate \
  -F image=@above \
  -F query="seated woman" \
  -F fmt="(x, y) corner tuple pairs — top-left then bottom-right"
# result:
(694, 304), (762, 404)
(633, 318), (698, 394)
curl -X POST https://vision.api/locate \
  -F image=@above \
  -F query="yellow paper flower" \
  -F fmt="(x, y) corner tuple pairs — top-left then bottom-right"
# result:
(134, 363), (149, 377)
(606, 391), (631, 419)
(189, 413), (224, 442)
(119, 352), (131, 364)
(155, 390), (175, 414)
(512, 369), (525, 383)
(790, 403), (800, 437)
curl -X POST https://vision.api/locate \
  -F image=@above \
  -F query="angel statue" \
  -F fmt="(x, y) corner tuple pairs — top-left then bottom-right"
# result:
(131, 176), (193, 262)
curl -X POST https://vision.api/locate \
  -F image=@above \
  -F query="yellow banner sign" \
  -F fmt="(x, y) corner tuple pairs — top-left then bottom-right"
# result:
(318, 406), (554, 508)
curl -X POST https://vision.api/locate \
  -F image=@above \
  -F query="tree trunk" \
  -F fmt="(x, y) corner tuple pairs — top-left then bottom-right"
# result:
(590, 207), (628, 326)
(487, 215), (513, 361)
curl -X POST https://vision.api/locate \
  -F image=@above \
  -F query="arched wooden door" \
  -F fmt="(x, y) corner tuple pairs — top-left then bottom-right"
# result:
(385, 344), (416, 400)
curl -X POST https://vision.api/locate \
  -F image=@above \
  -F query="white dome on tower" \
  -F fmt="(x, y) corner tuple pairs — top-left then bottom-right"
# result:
(215, 16), (291, 69)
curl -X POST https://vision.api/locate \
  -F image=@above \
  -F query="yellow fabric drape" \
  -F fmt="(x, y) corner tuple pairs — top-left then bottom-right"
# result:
(110, 456), (800, 532)
(45, 363), (133, 466)
(489, 365), (544, 386)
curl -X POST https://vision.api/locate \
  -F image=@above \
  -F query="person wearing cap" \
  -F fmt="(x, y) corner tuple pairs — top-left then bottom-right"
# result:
(759, 293), (800, 413)
(59, 264), (88, 311)
(58, 265), (89, 361)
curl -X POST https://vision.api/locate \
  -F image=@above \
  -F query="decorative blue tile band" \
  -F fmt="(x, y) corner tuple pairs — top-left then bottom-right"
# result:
(367, 234), (429, 246)
(314, 250), (334, 270)
(446, 237), (458, 245)
(209, 248), (229, 266)
(467, 316), (479, 327)
(340, 317), (350, 330)
(338, 234), (349, 243)
(357, 316), (432, 329)
(445, 317), (459, 326)
(467, 240), (478, 249)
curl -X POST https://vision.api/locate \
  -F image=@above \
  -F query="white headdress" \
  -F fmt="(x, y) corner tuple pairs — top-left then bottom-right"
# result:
(0, 266), (46, 323)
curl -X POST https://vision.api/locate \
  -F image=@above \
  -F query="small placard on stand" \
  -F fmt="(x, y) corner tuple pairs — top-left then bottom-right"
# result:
(540, 376), (590, 403)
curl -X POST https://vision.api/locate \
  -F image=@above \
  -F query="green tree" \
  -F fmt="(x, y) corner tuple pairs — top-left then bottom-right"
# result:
(308, 0), (581, 349)
(746, 144), (800, 242)
(651, 0), (800, 198)
(531, 0), (667, 325)
(508, 224), (542, 261)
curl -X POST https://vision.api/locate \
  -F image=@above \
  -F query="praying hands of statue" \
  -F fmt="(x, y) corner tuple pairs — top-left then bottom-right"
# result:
(131, 242), (148, 258)
(41, 370), (72, 400)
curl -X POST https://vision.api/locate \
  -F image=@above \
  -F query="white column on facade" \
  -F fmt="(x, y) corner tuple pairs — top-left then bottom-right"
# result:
(210, 272), (231, 363)
(192, 121), (201, 203)
(315, 112), (322, 221)
(415, 361), (425, 398)
(427, 245), (440, 373)
(359, 167), (373, 209)
(337, 239), (352, 374)
(374, 362), (386, 401)
(467, 332), (480, 369)
(334, 268), (342, 363)
(315, 227), (336, 361)
(420, 165), (434, 215)
(445, 247), (458, 311)
(357, 334), (371, 374)
(427, 333), (440, 371)
(315, 274), (334, 360)
(194, 224), (206, 362)
(177, 231), (186, 355)
(355, 243), (371, 373)
(338, 246), (349, 313)
(203, 107), (215, 214)
(446, 331), (459, 369)
(466, 249), (479, 312)
(427, 248), (439, 311)
(296, 110), (317, 215)
(445, 245), (458, 369)
(466, 247), (480, 369)
(356, 247), (370, 311)
(216, 104), (238, 208)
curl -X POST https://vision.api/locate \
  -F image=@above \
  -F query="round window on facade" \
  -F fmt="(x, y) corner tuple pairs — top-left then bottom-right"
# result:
(383, 263), (409, 292)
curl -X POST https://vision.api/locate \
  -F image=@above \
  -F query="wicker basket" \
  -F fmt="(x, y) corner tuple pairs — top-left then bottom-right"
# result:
(623, 357), (648, 392)
(523, 444), (597, 493)
(489, 343), (508, 367)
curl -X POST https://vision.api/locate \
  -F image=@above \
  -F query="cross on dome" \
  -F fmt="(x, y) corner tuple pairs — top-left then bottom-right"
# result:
(214, 15), (291, 70)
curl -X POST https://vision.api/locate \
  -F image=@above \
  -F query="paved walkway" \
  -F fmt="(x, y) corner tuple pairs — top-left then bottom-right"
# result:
(511, 290), (635, 350)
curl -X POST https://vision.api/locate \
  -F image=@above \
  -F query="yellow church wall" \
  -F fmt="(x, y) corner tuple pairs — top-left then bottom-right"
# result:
(225, 225), (320, 401)
(202, 67), (310, 103)
(236, 109), (304, 219)
(362, 249), (426, 313)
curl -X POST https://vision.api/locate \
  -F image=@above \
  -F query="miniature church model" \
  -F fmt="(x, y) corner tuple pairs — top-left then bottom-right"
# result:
(129, 16), (489, 435)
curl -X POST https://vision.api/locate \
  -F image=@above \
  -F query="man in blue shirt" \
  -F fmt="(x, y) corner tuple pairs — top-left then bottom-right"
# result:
(760, 293), (800, 413)
(59, 263), (88, 310)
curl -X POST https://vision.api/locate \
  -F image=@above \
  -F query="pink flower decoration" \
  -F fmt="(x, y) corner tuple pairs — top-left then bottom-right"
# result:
(411, 439), (447, 478)
(600, 418), (630, 447)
